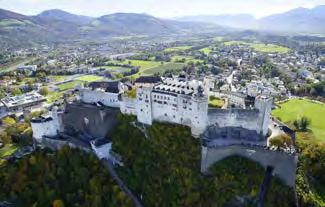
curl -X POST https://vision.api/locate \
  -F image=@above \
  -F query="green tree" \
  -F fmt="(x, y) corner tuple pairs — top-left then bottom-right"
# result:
(39, 87), (49, 96)
(300, 116), (311, 131)
(2, 117), (16, 126)
(12, 88), (22, 96)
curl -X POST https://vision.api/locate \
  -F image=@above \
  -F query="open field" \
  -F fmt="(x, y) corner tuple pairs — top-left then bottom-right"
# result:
(272, 99), (325, 140)
(251, 43), (290, 53)
(223, 41), (290, 53)
(224, 41), (247, 46)
(164, 46), (192, 52)
(74, 75), (103, 82)
(142, 63), (184, 75)
(57, 80), (83, 92)
(172, 55), (203, 63)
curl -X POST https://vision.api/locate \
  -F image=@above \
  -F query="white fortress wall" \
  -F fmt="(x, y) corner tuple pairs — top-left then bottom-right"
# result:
(136, 87), (153, 125)
(120, 97), (137, 115)
(81, 89), (120, 108)
(208, 109), (260, 133)
(31, 119), (60, 141)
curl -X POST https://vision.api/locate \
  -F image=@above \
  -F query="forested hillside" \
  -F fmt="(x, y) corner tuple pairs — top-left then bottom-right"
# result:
(0, 147), (134, 207)
(111, 114), (295, 207)
(0, 113), (324, 206)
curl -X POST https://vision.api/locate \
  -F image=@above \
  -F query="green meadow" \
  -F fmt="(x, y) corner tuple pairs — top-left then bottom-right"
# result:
(272, 99), (325, 140)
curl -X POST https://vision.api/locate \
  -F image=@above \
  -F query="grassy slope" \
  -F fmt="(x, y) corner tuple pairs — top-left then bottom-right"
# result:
(272, 99), (325, 140)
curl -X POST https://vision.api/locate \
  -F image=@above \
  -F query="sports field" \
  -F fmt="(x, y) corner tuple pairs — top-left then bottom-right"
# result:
(272, 99), (325, 140)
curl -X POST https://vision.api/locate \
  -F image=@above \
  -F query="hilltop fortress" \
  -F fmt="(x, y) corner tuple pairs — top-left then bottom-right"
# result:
(79, 77), (272, 138)
(31, 76), (298, 187)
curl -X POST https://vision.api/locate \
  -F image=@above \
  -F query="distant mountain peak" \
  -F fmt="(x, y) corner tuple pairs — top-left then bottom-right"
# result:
(36, 9), (93, 25)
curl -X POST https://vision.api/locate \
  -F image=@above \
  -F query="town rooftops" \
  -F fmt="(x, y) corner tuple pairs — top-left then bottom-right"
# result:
(135, 76), (162, 84)
(1, 92), (46, 109)
(89, 81), (120, 93)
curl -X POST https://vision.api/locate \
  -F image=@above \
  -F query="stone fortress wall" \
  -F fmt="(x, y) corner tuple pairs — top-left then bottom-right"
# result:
(201, 145), (298, 187)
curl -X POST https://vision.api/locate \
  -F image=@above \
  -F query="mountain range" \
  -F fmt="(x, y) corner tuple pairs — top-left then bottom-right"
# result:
(0, 8), (222, 46)
(177, 5), (325, 34)
(0, 6), (324, 46)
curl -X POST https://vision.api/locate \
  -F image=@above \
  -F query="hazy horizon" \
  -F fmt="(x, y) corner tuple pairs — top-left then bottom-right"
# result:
(0, 0), (325, 18)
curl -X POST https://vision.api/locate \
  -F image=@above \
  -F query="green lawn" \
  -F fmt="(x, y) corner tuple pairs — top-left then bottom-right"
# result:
(74, 75), (103, 82)
(272, 99), (325, 140)
(251, 43), (290, 53)
(57, 80), (83, 92)
(47, 91), (63, 103)
(49, 75), (69, 82)
(164, 46), (192, 52)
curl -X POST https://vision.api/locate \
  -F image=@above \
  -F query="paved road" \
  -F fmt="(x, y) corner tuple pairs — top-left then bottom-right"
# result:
(101, 159), (143, 207)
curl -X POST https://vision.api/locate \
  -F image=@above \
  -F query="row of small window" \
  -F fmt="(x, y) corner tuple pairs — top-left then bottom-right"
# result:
(153, 94), (176, 102)
(182, 100), (192, 105)
(153, 100), (177, 107)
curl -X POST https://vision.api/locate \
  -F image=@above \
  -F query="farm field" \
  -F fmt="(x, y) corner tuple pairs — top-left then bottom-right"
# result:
(272, 98), (325, 140)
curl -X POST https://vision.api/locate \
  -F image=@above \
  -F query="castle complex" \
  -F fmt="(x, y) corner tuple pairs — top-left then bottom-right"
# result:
(30, 76), (297, 187)
(78, 76), (272, 138)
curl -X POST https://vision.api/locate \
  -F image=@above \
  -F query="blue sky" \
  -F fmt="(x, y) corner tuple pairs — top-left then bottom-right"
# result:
(0, 0), (324, 18)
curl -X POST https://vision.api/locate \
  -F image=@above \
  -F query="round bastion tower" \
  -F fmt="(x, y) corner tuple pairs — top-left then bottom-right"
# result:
(254, 96), (273, 136)
(30, 107), (62, 143)
(190, 85), (209, 137)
